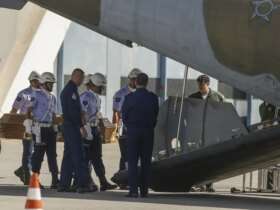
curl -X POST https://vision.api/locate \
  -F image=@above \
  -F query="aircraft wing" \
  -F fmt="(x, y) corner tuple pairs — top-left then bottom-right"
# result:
(3, 0), (280, 105)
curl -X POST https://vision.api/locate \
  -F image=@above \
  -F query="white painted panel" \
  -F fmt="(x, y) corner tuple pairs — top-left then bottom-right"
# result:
(63, 23), (107, 75)
(0, 9), (18, 71)
(1, 11), (70, 113)
(0, 3), (45, 113)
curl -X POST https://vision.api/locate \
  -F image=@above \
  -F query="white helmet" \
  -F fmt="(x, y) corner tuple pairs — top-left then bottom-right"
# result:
(84, 74), (93, 85)
(40, 72), (56, 83)
(128, 68), (142, 79)
(90, 73), (106, 87)
(28, 71), (41, 81)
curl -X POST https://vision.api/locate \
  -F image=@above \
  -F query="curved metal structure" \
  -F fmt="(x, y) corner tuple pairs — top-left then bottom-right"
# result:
(2, 0), (280, 105)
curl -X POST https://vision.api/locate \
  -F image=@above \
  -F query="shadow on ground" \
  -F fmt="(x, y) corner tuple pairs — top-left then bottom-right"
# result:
(0, 184), (280, 210)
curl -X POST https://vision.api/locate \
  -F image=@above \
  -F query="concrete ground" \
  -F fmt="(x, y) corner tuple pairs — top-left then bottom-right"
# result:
(1, 140), (280, 210)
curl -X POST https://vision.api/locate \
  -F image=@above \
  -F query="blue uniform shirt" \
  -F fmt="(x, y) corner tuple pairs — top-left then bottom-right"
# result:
(12, 87), (36, 114)
(122, 88), (159, 129)
(60, 80), (83, 127)
(113, 86), (131, 113)
(80, 90), (101, 123)
(30, 89), (57, 123)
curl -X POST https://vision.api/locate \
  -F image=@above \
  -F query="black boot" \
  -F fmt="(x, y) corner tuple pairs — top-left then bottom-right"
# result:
(88, 176), (99, 191)
(50, 174), (59, 189)
(100, 177), (117, 191)
(206, 183), (215, 192)
(23, 170), (31, 186)
(14, 167), (24, 184)
(40, 183), (45, 190)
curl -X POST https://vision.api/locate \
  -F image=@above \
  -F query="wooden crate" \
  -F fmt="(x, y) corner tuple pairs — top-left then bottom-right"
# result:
(0, 114), (26, 139)
(0, 114), (116, 144)
(100, 118), (117, 144)
(0, 114), (64, 140)
(53, 115), (64, 124)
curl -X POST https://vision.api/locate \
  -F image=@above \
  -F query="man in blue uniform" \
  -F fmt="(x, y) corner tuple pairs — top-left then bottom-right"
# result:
(11, 71), (41, 185)
(59, 68), (93, 193)
(112, 68), (142, 175)
(80, 73), (117, 191)
(122, 73), (159, 198)
(27, 72), (59, 188)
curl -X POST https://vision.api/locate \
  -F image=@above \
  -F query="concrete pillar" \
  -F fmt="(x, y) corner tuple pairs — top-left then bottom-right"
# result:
(1, 9), (70, 113)
(105, 39), (122, 120)
(0, 3), (45, 114)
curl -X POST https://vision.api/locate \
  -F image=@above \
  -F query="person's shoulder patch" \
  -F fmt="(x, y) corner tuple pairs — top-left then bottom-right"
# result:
(115, 97), (121, 103)
(16, 96), (22, 102)
(83, 100), (88, 106)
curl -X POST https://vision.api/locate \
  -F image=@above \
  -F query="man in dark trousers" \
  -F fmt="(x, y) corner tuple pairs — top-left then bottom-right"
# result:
(112, 69), (142, 174)
(28, 72), (59, 189)
(189, 74), (224, 192)
(11, 71), (41, 185)
(59, 68), (94, 193)
(80, 73), (117, 191)
(122, 73), (159, 198)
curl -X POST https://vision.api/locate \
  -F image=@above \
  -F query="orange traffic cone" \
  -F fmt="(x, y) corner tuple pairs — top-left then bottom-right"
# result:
(25, 173), (43, 210)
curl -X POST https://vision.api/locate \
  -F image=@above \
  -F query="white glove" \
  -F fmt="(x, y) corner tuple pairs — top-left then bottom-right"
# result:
(32, 123), (42, 144)
(84, 124), (93, 141)
(257, 124), (264, 130)
(273, 121), (279, 126)
(53, 125), (59, 133)
(114, 123), (120, 138)
(96, 112), (103, 119)
(23, 119), (32, 134)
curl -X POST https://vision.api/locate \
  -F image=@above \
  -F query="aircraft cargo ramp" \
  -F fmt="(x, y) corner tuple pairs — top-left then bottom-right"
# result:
(148, 125), (280, 192)
(112, 98), (280, 192)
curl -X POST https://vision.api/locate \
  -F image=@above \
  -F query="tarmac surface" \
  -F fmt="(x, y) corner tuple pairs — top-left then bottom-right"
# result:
(1, 140), (280, 210)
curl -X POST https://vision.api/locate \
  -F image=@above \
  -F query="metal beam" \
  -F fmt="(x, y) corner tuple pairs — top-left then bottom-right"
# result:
(157, 54), (167, 104)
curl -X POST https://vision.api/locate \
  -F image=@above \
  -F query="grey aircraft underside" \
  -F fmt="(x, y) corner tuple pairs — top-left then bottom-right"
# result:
(2, 0), (280, 192)
(2, 0), (280, 105)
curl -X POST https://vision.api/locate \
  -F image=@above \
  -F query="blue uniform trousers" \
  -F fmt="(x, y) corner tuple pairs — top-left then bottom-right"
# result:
(118, 128), (128, 171)
(60, 123), (90, 188)
(31, 127), (58, 175)
(127, 127), (154, 195)
(118, 136), (128, 171)
(84, 127), (106, 181)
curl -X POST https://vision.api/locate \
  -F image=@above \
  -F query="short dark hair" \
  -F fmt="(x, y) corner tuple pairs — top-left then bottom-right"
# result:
(197, 74), (210, 84)
(72, 68), (84, 76)
(136, 73), (149, 87)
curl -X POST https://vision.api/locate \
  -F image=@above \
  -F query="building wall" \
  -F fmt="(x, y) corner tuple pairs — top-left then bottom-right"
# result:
(63, 23), (158, 118)
(0, 3), (46, 113)
(0, 3), (70, 114)
(62, 22), (262, 124)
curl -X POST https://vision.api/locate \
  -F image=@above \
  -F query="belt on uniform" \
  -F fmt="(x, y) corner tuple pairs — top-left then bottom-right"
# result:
(34, 121), (53, 128)
(88, 122), (98, 127)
